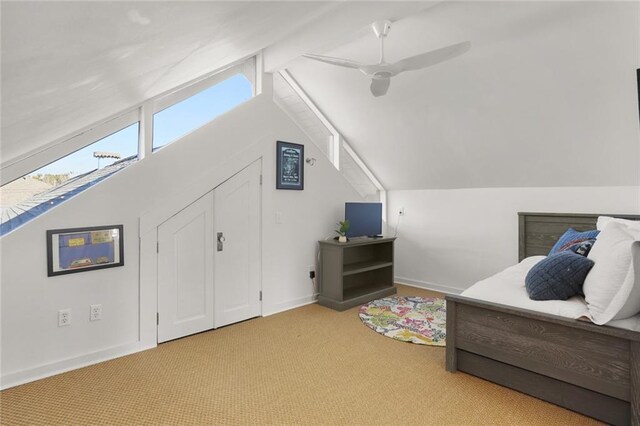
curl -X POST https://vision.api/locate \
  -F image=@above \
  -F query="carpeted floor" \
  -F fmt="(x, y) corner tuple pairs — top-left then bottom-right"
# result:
(0, 285), (601, 425)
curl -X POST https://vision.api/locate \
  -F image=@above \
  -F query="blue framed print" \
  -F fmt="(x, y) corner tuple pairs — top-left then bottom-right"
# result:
(276, 141), (304, 190)
(47, 225), (124, 277)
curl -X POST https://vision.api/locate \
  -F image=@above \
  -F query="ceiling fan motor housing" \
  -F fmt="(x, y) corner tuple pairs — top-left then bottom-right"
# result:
(372, 20), (392, 38)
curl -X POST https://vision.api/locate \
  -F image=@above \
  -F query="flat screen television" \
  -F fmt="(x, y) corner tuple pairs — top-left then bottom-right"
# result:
(345, 202), (382, 238)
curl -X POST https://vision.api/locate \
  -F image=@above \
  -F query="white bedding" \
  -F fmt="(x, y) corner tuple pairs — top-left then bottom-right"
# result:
(461, 256), (640, 331)
(607, 315), (640, 331)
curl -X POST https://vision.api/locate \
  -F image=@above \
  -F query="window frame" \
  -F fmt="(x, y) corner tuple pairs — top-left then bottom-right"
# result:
(0, 121), (142, 237)
(152, 57), (255, 115)
(150, 58), (255, 152)
(1, 111), (140, 186)
(2, 55), (257, 186)
(1, 54), (259, 241)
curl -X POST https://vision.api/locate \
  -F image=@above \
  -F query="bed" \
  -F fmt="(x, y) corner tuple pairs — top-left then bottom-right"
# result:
(445, 212), (640, 426)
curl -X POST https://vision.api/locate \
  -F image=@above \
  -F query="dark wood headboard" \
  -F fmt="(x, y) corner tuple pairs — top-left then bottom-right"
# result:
(518, 212), (640, 261)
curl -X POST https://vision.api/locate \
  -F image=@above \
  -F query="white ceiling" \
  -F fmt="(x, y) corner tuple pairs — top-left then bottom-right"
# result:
(1, 0), (432, 168)
(2, 1), (639, 191)
(288, 1), (640, 189)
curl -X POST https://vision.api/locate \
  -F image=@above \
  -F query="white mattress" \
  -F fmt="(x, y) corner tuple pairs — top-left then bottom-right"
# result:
(461, 256), (640, 332)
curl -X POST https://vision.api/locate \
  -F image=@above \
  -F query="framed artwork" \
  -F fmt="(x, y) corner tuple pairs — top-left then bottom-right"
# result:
(47, 225), (124, 277)
(276, 140), (304, 190)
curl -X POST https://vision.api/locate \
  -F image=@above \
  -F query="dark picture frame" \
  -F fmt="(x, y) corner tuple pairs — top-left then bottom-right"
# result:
(636, 69), (640, 122)
(46, 225), (124, 277)
(276, 141), (304, 190)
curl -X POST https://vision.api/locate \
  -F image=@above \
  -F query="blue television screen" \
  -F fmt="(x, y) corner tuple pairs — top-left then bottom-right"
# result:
(345, 202), (382, 238)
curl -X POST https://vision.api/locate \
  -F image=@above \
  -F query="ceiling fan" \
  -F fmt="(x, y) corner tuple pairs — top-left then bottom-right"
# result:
(303, 20), (471, 97)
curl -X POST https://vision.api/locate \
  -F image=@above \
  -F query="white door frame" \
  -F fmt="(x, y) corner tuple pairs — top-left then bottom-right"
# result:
(155, 158), (263, 342)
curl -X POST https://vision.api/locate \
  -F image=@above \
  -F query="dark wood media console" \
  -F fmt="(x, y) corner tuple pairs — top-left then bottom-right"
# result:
(317, 237), (396, 311)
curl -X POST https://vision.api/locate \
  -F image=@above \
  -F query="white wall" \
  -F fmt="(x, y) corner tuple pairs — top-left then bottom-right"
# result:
(0, 76), (363, 388)
(388, 186), (640, 294)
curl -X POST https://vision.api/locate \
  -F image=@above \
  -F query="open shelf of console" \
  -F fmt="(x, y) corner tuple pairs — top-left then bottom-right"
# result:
(343, 260), (394, 276)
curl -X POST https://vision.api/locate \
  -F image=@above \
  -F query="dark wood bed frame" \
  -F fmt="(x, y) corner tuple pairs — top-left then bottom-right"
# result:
(445, 212), (640, 426)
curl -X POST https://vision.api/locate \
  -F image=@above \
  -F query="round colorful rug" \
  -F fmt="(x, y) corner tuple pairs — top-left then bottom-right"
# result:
(359, 296), (446, 346)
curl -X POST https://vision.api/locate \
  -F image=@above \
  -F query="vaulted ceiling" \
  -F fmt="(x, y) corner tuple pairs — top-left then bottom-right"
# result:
(287, 1), (640, 189)
(1, 1), (333, 163)
(1, 1), (431, 166)
(2, 1), (639, 190)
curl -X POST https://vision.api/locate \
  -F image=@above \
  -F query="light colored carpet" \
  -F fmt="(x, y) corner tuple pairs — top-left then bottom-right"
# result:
(0, 285), (601, 425)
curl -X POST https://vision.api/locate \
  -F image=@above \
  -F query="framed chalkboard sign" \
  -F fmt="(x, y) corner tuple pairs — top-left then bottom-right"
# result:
(276, 141), (304, 190)
(47, 225), (124, 276)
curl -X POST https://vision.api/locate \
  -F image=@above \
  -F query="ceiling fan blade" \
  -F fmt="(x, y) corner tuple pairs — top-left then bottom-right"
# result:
(391, 41), (471, 74)
(302, 53), (365, 70)
(370, 77), (390, 97)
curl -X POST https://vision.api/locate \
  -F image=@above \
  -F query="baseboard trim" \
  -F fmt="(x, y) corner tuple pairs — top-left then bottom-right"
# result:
(263, 294), (317, 316)
(395, 277), (465, 295)
(1, 341), (156, 390)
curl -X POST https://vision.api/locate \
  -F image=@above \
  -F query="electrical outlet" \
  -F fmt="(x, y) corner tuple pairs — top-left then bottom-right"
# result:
(90, 304), (102, 321)
(58, 309), (71, 327)
(275, 211), (283, 224)
(308, 265), (315, 279)
(399, 207), (405, 216)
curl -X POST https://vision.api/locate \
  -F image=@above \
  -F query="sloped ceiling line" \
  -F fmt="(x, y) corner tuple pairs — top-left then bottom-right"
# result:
(274, 70), (382, 198)
(4, 1), (637, 193)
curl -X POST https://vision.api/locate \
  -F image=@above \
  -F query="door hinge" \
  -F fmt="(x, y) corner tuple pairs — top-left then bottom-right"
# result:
(259, 291), (262, 301)
(157, 312), (159, 325)
(156, 242), (159, 253)
(259, 174), (263, 185)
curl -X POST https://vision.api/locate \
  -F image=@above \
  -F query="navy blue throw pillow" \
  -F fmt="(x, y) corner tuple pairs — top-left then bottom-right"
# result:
(525, 251), (595, 301)
(548, 228), (600, 256)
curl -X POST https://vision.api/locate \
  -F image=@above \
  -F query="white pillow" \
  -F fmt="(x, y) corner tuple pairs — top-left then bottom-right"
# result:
(617, 241), (640, 319)
(583, 221), (640, 325)
(597, 216), (640, 231)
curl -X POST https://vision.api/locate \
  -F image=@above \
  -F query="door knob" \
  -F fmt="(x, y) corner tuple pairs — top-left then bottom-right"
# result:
(217, 232), (225, 251)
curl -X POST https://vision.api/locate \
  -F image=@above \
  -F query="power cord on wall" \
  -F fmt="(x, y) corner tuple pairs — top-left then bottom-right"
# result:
(394, 212), (402, 237)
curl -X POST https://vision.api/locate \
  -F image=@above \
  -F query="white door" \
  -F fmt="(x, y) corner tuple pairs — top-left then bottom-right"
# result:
(157, 192), (214, 343)
(214, 160), (262, 328)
